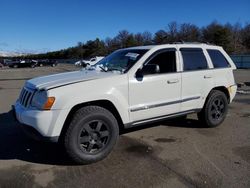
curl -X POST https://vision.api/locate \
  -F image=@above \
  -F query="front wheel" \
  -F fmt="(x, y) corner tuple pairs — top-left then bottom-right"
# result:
(198, 90), (228, 127)
(64, 106), (119, 164)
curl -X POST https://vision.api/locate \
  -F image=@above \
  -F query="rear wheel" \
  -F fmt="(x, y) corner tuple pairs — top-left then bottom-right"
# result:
(64, 106), (119, 164)
(198, 90), (228, 127)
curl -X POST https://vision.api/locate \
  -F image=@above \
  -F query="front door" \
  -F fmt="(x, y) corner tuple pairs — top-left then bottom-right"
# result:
(129, 49), (181, 123)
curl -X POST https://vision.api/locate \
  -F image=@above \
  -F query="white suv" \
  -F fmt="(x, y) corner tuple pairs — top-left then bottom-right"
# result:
(13, 43), (237, 164)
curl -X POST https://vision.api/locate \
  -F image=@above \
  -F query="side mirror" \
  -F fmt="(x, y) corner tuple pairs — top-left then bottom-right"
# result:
(136, 64), (160, 77)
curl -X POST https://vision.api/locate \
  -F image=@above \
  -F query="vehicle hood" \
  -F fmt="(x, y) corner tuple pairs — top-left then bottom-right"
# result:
(25, 70), (117, 90)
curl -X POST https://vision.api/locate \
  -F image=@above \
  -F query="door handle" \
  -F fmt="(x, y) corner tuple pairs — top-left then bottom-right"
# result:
(167, 79), (179, 84)
(204, 75), (212, 79)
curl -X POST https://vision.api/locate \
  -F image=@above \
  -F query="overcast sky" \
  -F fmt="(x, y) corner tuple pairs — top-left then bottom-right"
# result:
(0, 0), (249, 53)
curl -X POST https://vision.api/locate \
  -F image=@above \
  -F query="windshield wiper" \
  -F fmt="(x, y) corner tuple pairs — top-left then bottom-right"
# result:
(106, 67), (123, 73)
(99, 66), (107, 72)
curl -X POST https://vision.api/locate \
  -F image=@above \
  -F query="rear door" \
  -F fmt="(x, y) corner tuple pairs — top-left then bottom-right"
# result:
(179, 48), (214, 111)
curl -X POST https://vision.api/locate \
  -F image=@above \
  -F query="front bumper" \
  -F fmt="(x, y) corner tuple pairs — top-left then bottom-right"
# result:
(12, 103), (61, 142)
(20, 122), (58, 142)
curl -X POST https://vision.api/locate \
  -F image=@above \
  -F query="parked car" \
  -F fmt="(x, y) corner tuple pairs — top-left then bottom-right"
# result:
(0, 59), (4, 68)
(9, 60), (37, 68)
(13, 43), (237, 164)
(75, 56), (104, 67)
(3, 59), (13, 66)
(74, 60), (84, 66)
(83, 56), (104, 66)
(37, 59), (58, 67)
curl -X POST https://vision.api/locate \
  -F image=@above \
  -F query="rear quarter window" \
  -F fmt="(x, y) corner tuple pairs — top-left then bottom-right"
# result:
(207, 49), (230, 68)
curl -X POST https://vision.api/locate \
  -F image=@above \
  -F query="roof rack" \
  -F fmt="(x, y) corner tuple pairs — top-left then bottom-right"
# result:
(171, 41), (216, 45)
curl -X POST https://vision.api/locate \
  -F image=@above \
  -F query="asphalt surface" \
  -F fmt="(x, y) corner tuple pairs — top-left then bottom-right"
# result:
(0, 65), (249, 188)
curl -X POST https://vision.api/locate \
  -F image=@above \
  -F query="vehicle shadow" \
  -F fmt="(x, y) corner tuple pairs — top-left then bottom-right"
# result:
(121, 116), (207, 135)
(0, 111), (73, 165)
(0, 111), (205, 165)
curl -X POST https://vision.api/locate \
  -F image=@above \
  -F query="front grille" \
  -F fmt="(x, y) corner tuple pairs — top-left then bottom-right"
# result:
(19, 87), (35, 108)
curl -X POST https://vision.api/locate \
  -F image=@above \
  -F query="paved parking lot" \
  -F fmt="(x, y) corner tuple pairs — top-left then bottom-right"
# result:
(0, 65), (249, 188)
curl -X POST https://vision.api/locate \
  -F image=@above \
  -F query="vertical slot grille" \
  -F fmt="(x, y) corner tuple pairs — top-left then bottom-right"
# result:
(19, 87), (34, 108)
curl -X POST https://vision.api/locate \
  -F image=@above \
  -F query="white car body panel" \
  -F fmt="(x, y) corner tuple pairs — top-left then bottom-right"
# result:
(129, 73), (182, 122)
(26, 70), (116, 90)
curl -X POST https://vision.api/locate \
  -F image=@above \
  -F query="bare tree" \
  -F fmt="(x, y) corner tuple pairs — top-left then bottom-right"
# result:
(241, 23), (250, 52)
(179, 23), (201, 42)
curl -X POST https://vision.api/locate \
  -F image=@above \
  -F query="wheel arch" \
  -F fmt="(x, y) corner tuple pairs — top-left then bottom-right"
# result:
(203, 86), (230, 109)
(59, 100), (124, 143)
(211, 86), (230, 103)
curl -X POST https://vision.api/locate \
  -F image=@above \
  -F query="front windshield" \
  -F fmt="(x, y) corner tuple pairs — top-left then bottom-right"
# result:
(94, 49), (148, 73)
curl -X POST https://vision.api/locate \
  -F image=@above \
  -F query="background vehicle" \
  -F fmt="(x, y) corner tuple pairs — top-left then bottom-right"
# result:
(74, 60), (84, 66)
(83, 56), (104, 66)
(13, 43), (237, 164)
(0, 59), (4, 68)
(37, 59), (58, 67)
(9, 60), (37, 68)
(75, 56), (104, 67)
(3, 59), (13, 66)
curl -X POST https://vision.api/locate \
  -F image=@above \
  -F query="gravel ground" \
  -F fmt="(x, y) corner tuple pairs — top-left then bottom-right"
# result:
(0, 64), (249, 188)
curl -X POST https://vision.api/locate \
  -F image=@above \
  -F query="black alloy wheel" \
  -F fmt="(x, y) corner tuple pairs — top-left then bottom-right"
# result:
(198, 90), (228, 127)
(64, 106), (119, 164)
(78, 120), (110, 154)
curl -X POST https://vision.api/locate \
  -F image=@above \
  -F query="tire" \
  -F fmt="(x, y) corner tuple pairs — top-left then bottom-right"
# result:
(198, 90), (228, 127)
(13, 65), (18, 68)
(64, 106), (119, 164)
(40, 64), (43, 67)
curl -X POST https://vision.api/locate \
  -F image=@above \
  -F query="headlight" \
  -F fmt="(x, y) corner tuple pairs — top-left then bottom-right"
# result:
(31, 91), (55, 110)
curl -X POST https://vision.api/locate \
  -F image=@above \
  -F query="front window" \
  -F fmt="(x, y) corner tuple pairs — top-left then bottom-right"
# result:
(146, 50), (176, 74)
(94, 49), (148, 73)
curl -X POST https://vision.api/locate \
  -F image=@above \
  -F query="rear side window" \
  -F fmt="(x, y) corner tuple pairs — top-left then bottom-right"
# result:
(181, 48), (208, 71)
(207, 49), (230, 68)
(147, 50), (176, 73)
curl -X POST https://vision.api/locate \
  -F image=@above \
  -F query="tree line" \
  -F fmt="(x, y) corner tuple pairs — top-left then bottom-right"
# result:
(26, 21), (250, 59)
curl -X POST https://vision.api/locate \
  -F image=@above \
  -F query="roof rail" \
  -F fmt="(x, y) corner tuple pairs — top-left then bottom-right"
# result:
(171, 41), (217, 45)
(204, 42), (216, 45)
(171, 41), (203, 44)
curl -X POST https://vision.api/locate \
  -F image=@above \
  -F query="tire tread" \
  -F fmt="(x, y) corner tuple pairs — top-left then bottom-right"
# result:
(64, 106), (119, 164)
